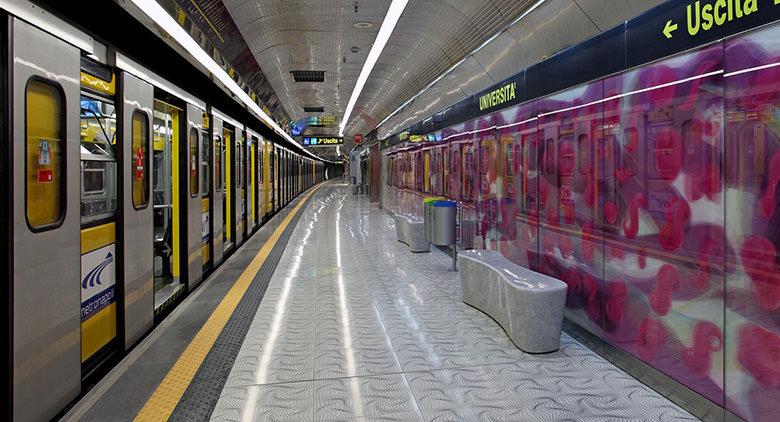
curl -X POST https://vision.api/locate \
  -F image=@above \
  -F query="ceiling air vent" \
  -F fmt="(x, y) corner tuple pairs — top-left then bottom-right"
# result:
(303, 106), (325, 113)
(290, 70), (325, 82)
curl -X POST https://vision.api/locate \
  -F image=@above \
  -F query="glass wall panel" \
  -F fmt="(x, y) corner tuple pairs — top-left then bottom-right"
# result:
(604, 45), (725, 404)
(724, 24), (780, 421)
(536, 82), (606, 338)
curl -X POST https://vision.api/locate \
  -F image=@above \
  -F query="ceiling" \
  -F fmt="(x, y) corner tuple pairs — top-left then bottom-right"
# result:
(374, 0), (667, 140)
(221, 0), (539, 153)
(218, 0), (666, 157)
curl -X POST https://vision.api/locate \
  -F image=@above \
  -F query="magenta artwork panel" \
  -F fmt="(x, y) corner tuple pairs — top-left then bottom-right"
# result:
(496, 102), (539, 271)
(602, 44), (726, 406)
(535, 82), (606, 337)
(724, 24), (780, 422)
(384, 21), (780, 421)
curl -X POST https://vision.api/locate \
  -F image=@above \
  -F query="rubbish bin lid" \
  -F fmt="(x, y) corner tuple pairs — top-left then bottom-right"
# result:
(432, 201), (457, 207)
(423, 197), (446, 203)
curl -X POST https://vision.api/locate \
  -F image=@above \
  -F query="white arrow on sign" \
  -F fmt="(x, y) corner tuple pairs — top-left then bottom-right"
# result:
(663, 20), (678, 39)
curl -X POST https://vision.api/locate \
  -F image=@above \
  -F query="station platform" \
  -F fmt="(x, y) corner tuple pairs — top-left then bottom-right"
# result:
(63, 182), (699, 422)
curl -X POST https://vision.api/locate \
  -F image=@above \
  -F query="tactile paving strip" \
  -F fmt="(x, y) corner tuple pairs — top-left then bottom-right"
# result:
(169, 193), (316, 422)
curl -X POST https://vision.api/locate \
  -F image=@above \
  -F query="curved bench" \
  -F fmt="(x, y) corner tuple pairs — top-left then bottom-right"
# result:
(458, 249), (567, 353)
(394, 214), (429, 253)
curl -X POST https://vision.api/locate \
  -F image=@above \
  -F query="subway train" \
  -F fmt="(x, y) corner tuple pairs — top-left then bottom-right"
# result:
(0, 6), (325, 422)
(386, 13), (780, 422)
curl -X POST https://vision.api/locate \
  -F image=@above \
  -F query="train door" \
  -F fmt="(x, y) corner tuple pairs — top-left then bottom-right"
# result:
(258, 138), (266, 221)
(210, 113), (224, 267)
(151, 99), (183, 313)
(233, 127), (246, 245)
(286, 150), (289, 201)
(270, 143), (276, 212)
(116, 65), (155, 357)
(79, 57), (120, 374)
(283, 149), (289, 203)
(279, 148), (284, 204)
(184, 103), (203, 290)
(278, 149), (283, 204)
(248, 133), (257, 231)
(10, 18), (81, 421)
(223, 124), (233, 251)
(200, 112), (212, 272)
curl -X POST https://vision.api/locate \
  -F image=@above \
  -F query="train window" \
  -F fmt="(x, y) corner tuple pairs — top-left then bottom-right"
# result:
(132, 110), (150, 208)
(201, 129), (210, 196)
(80, 96), (117, 223)
(215, 135), (223, 192)
(189, 128), (199, 197)
(259, 143), (264, 183)
(26, 79), (65, 230)
(237, 139), (244, 188)
(83, 162), (105, 195)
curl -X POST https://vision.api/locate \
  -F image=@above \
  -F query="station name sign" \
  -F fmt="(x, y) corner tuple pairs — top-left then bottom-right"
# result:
(478, 81), (517, 112)
(302, 136), (342, 147)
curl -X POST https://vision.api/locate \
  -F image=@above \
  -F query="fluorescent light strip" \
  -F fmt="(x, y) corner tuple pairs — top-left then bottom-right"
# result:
(339, 0), (410, 137)
(497, 116), (538, 130)
(129, 0), (324, 162)
(404, 69), (722, 142)
(375, 0), (548, 133)
(724, 61), (780, 77)
(537, 69), (723, 118)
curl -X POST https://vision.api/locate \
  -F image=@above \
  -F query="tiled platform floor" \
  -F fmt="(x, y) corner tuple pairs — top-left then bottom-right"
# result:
(210, 183), (699, 422)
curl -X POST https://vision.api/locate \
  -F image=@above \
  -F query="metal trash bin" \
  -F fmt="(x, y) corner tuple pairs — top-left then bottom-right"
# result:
(432, 200), (458, 271)
(433, 201), (456, 245)
(422, 197), (445, 241)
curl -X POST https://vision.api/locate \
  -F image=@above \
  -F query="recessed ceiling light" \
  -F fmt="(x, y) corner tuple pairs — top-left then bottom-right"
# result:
(353, 21), (374, 29)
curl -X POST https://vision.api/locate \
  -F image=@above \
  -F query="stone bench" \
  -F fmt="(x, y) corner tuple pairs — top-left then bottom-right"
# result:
(394, 214), (429, 253)
(458, 249), (567, 353)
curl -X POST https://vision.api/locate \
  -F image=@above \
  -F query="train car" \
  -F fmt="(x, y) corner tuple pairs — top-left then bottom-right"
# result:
(0, 5), (326, 420)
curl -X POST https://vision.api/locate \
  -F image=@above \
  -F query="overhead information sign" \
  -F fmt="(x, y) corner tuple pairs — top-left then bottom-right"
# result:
(627, 0), (780, 66)
(302, 136), (342, 147)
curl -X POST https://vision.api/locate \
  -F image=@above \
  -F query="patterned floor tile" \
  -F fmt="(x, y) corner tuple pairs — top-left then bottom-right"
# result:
(209, 383), (313, 422)
(314, 374), (423, 421)
(207, 184), (700, 422)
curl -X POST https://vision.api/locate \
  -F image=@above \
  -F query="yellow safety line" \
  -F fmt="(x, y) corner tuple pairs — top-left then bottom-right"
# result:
(134, 183), (324, 421)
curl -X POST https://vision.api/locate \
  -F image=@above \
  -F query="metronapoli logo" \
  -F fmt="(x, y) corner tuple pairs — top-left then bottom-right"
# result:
(80, 243), (117, 321)
(82, 252), (113, 289)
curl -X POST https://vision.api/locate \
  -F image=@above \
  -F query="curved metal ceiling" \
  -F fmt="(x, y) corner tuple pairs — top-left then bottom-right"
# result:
(375, 0), (667, 140)
(221, 0), (537, 151)
(221, 0), (666, 152)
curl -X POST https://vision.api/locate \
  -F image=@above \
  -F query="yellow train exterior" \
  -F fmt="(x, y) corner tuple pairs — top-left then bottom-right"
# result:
(1, 8), (325, 422)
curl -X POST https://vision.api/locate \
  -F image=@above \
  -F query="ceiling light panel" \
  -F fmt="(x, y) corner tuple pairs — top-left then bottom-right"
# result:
(127, 0), (325, 161)
(339, 0), (410, 136)
(221, 0), (389, 130)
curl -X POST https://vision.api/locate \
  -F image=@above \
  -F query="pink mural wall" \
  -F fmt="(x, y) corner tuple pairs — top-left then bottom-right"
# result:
(387, 24), (780, 421)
